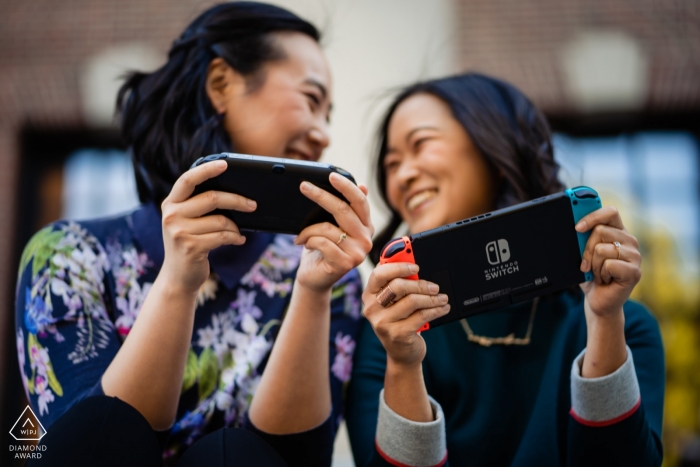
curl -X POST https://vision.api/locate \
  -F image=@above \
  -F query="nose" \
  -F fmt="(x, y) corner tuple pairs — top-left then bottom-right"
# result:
(308, 117), (330, 151)
(395, 157), (420, 192)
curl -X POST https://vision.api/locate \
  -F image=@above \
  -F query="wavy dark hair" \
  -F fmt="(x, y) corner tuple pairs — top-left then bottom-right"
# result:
(370, 73), (565, 264)
(117, 2), (320, 206)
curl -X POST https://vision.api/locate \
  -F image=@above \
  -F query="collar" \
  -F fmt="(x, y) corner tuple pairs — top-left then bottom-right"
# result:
(130, 203), (274, 289)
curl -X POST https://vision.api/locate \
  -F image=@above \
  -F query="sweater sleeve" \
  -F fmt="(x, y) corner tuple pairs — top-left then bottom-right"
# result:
(346, 319), (450, 467)
(14, 221), (120, 429)
(566, 301), (664, 467)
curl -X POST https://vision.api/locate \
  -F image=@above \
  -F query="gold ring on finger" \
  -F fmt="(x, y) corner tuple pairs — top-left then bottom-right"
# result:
(376, 285), (397, 308)
(613, 241), (621, 260)
(337, 231), (347, 245)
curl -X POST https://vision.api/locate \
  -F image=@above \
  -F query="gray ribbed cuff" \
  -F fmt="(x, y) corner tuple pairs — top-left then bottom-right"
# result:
(376, 389), (447, 467)
(570, 346), (641, 424)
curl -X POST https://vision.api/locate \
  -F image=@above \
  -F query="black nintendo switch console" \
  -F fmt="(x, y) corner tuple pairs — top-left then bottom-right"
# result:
(190, 153), (356, 234)
(379, 187), (601, 330)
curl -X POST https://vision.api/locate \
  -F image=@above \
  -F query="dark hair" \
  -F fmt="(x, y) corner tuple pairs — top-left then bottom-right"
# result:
(117, 2), (320, 206)
(370, 73), (565, 264)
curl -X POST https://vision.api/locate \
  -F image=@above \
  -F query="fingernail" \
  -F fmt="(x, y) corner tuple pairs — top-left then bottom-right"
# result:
(428, 283), (439, 294)
(442, 304), (451, 313)
(438, 294), (448, 304)
(247, 199), (256, 208)
(580, 259), (589, 272)
(293, 236), (300, 245)
(409, 264), (419, 273)
(216, 161), (227, 169)
(300, 182), (312, 191)
(330, 172), (340, 181)
(575, 220), (587, 232)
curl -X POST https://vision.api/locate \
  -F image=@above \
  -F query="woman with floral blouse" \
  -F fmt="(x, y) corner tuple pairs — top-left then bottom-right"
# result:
(15, 3), (372, 466)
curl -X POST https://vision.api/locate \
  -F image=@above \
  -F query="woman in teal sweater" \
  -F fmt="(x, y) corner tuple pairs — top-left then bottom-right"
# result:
(346, 74), (664, 467)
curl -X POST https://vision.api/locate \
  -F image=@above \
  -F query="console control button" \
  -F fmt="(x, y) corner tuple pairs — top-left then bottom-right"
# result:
(272, 164), (285, 174)
(383, 241), (406, 259)
(573, 188), (598, 199)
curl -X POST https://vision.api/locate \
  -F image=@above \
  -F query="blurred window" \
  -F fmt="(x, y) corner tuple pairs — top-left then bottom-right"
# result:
(61, 149), (140, 219)
(554, 132), (700, 276)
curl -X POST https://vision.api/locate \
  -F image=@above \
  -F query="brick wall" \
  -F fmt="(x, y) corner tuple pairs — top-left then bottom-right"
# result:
(455, 0), (700, 114)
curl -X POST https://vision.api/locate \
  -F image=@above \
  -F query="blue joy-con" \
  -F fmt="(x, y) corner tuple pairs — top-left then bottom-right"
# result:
(566, 186), (602, 282)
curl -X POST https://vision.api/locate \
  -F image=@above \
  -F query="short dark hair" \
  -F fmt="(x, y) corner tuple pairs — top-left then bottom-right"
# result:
(370, 73), (565, 264)
(117, 2), (320, 206)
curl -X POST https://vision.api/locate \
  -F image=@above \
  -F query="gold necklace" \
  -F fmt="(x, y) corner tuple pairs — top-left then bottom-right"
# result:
(460, 297), (539, 347)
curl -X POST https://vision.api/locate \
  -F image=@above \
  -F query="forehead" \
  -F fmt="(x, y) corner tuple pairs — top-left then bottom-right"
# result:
(270, 31), (331, 91)
(388, 93), (454, 140)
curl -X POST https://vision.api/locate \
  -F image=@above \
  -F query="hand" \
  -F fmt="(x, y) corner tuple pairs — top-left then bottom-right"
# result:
(159, 161), (257, 295)
(577, 206), (642, 320)
(293, 173), (374, 293)
(362, 263), (450, 368)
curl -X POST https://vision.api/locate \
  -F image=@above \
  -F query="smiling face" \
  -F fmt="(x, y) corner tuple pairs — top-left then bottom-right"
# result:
(384, 93), (497, 234)
(206, 31), (332, 161)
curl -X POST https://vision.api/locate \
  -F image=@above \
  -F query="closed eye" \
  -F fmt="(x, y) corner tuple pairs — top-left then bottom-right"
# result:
(413, 137), (432, 151)
(383, 159), (400, 172)
(305, 93), (321, 107)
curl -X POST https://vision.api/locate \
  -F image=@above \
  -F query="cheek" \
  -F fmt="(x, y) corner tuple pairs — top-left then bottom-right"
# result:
(225, 95), (308, 154)
(385, 175), (404, 213)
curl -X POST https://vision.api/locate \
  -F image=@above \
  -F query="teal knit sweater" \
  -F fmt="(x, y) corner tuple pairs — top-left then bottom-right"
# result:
(346, 293), (664, 467)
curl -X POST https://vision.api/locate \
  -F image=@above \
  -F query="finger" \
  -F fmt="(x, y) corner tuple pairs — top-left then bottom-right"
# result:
(581, 226), (638, 272)
(303, 235), (355, 272)
(367, 263), (420, 294)
(179, 190), (257, 219)
(383, 278), (440, 303)
(181, 214), (241, 236)
(591, 242), (640, 284)
(575, 206), (625, 233)
(368, 292), (450, 323)
(329, 173), (372, 227)
(167, 161), (228, 203)
(295, 222), (344, 247)
(185, 230), (247, 252)
(401, 304), (451, 332)
(300, 181), (364, 236)
(600, 258), (642, 287)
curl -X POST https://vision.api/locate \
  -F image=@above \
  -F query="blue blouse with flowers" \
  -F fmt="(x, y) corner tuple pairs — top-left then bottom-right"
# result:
(15, 203), (362, 463)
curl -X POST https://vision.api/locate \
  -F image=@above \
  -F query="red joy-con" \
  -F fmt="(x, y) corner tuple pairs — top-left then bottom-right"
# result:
(379, 237), (430, 332)
(379, 236), (418, 279)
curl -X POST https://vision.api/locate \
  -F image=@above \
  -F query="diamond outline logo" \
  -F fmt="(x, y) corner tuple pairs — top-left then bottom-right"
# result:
(10, 406), (46, 441)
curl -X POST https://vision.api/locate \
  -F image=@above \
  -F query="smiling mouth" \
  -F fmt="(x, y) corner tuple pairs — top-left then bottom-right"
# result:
(406, 189), (438, 213)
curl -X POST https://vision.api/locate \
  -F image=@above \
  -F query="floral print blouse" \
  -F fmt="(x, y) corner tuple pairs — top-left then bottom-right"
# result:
(15, 203), (362, 462)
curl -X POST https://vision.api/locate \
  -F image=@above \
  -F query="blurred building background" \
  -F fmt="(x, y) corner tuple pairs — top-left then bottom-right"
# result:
(1, 0), (698, 466)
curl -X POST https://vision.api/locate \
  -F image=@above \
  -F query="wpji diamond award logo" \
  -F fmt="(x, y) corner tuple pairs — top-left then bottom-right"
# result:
(9, 405), (47, 459)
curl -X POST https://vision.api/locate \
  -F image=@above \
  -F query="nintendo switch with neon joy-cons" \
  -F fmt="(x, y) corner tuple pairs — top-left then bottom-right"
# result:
(379, 187), (602, 330)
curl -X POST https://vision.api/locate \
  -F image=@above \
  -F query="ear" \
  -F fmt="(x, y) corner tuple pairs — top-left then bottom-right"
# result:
(205, 58), (244, 114)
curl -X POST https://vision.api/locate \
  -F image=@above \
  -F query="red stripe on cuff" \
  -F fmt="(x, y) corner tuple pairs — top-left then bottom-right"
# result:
(375, 439), (448, 467)
(569, 397), (641, 427)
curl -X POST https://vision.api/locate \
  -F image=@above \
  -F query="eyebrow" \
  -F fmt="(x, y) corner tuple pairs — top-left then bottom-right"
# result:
(385, 125), (439, 155)
(405, 126), (439, 144)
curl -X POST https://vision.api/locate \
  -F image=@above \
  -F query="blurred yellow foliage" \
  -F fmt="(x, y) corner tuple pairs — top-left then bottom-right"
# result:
(602, 191), (700, 466)
(600, 190), (700, 467)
